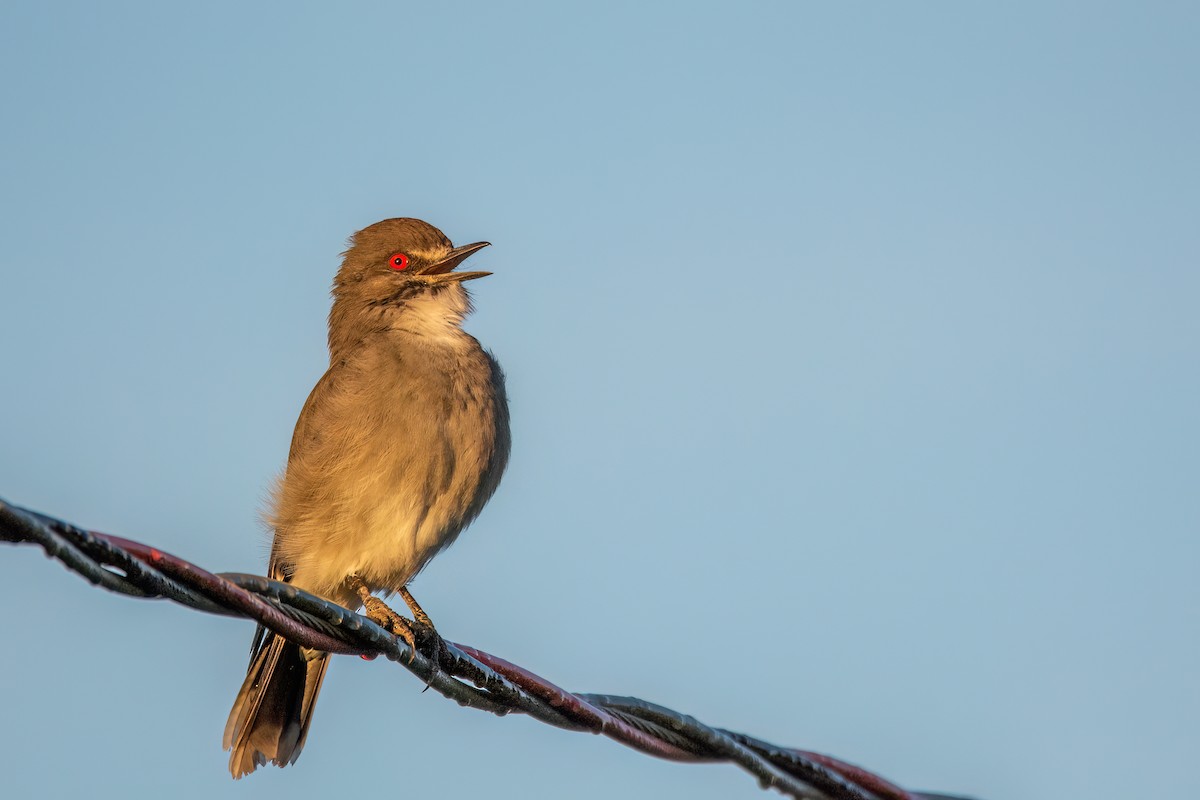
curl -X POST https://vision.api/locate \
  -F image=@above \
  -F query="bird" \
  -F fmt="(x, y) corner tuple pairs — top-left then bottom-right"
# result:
(223, 218), (510, 778)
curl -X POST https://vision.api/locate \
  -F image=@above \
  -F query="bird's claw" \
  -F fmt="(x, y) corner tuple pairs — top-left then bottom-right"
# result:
(357, 589), (417, 649)
(355, 587), (442, 680)
(410, 618), (445, 690)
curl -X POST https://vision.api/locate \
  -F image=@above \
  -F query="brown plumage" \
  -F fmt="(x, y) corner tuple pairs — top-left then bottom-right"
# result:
(224, 218), (510, 777)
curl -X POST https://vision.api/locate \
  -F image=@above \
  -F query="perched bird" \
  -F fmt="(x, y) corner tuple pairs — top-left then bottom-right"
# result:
(223, 218), (510, 778)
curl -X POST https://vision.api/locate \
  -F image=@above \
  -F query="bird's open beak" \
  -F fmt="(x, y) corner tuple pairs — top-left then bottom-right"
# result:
(421, 241), (491, 284)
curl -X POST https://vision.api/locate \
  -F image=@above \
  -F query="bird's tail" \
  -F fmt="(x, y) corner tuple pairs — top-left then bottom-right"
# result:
(223, 627), (329, 778)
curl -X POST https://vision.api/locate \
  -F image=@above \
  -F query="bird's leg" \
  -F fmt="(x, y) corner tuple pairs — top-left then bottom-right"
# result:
(348, 576), (419, 662)
(398, 586), (446, 679)
(398, 586), (434, 628)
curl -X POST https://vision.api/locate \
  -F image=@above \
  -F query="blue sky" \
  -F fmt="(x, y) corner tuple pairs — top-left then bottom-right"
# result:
(1, 3), (1197, 799)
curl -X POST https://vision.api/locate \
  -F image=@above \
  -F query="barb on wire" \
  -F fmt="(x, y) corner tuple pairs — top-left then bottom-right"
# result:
(0, 497), (976, 800)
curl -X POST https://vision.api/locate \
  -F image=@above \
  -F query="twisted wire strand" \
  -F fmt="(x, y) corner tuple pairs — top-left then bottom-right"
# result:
(0, 497), (976, 800)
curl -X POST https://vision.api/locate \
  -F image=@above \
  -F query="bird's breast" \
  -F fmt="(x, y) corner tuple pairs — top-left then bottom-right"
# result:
(271, 333), (507, 601)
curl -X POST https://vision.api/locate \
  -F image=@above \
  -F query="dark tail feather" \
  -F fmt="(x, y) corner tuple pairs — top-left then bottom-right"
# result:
(223, 628), (329, 778)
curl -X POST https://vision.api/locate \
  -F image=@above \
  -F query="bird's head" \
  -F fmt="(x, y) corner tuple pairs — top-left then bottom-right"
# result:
(330, 218), (491, 352)
(336, 217), (490, 293)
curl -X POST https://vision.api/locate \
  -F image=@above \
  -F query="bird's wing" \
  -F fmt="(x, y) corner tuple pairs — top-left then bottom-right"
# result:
(285, 365), (341, 470)
(267, 364), (342, 581)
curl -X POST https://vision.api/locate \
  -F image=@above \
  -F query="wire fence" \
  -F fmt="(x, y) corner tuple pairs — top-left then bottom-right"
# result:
(1, 497), (976, 800)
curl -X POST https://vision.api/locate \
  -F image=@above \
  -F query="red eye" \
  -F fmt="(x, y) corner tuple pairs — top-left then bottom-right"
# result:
(388, 252), (410, 270)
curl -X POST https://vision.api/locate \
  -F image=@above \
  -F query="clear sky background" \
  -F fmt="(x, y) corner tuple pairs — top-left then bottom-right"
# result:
(1, 3), (1196, 799)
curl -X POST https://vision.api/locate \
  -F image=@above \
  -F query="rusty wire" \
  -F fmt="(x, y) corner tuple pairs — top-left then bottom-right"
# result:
(0, 497), (976, 800)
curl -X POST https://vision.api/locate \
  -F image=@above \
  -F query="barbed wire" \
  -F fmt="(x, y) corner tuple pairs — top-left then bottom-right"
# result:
(1, 497), (976, 800)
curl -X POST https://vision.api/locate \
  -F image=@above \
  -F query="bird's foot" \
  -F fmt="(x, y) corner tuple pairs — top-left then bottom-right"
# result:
(411, 620), (445, 691)
(355, 585), (420, 657)
(398, 586), (446, 688)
